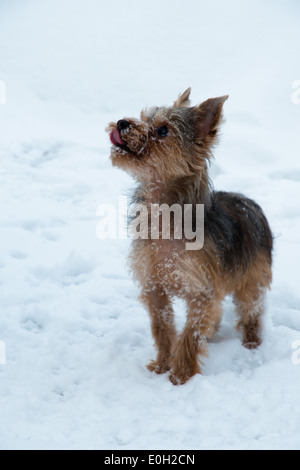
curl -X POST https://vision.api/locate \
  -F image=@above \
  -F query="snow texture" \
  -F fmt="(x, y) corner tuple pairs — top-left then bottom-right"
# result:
(0, 0), (300, 450)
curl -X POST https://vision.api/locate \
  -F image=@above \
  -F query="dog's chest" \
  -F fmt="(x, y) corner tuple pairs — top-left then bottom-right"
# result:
(131, 238), (188, 290)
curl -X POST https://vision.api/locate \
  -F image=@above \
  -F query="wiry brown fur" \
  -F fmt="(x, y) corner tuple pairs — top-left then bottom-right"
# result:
(107, 88), (273, 385)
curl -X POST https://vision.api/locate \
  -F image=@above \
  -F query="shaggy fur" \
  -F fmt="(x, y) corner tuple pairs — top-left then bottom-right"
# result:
(106, 88), (273, 385)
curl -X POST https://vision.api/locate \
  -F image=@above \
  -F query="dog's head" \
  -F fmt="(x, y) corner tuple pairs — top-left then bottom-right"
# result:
(106, 88), (228, 182)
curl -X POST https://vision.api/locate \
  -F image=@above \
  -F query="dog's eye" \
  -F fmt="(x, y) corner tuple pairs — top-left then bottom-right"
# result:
(156, 126), (169, 138)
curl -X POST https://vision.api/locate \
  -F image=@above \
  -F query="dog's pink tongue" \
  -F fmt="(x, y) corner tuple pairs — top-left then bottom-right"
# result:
(110, 129), (126, 146)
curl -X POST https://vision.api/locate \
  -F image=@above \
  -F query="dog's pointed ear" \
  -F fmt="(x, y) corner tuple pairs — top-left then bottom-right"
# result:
(174, 87), (191, 108)
(196, 95), (229, 139)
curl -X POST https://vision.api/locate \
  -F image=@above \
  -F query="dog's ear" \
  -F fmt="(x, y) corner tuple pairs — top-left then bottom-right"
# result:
(196, 95), (229, 139)
(174, 88), (191, 108)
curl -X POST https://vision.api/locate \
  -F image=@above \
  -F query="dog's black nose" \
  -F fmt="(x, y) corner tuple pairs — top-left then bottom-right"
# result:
(117, 120), (130, 131)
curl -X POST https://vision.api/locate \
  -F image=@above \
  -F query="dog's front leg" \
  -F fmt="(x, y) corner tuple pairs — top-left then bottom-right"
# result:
(169, 295), (221, 385)
(140, 287), (177, 375)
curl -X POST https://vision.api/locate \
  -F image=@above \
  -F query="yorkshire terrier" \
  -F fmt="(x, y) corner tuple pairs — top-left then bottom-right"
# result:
(107, 88), (273, 385)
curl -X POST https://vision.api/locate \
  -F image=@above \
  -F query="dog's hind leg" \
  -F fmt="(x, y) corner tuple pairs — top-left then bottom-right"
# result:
(234, 287), (265, 349)
(233, 257), (272, 349)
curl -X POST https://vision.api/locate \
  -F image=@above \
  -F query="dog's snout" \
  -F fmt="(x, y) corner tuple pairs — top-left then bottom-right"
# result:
(117, 120), (130, 132)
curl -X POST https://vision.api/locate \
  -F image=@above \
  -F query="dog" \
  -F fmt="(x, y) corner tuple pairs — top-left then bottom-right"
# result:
(107, 88), (273, 385)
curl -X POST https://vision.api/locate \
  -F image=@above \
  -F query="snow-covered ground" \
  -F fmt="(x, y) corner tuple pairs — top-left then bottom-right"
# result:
(0, 0), (300, 450)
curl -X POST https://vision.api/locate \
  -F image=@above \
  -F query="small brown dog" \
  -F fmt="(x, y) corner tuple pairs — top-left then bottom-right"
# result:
(107, 88), (273, 385)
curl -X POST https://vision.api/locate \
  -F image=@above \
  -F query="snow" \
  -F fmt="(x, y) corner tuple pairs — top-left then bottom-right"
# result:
(0, 0), (300, 450)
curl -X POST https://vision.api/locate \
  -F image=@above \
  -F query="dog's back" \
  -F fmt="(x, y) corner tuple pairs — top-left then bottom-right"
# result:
(206, 191), (273, 273)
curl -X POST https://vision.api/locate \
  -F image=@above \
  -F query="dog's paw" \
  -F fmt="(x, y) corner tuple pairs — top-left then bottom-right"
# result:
(243, 340), (261, 350)
(169, 373), (189, 386)
(146, 360), (170, 374)
(169, 366), (200, 385)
